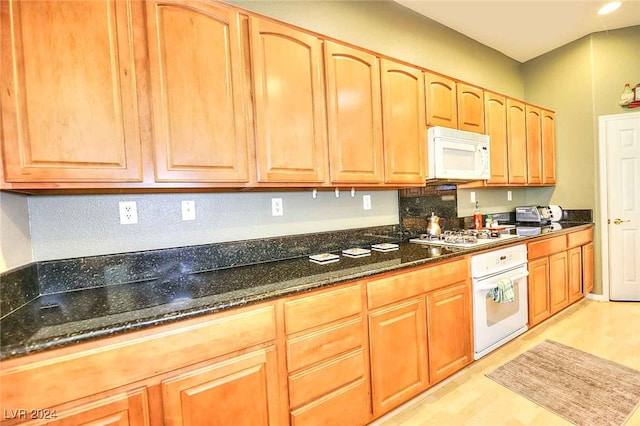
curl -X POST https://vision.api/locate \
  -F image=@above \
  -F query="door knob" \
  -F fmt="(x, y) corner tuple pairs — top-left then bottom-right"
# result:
(613, 218), (630, 225)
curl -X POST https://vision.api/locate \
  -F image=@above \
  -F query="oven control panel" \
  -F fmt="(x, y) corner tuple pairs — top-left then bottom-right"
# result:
(471, 244), (528, 278)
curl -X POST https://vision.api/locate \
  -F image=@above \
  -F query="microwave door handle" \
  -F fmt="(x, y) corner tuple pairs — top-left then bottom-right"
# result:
(475, 271), (529, 291)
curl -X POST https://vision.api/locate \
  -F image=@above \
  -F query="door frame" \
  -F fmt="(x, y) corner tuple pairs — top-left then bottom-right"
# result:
(597, 111), (640, 301)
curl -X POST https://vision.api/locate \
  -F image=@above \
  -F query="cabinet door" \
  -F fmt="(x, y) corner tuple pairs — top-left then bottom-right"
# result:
(457, 83), (484, 134)
(380, 59), (426, 185)
(369, 299), (428, 417)
(1, 0), (142, 182)
(526, 105), (542, 184)
(484, 92), (508, 184)
(162, 347), (282, 426)
(424, 72), (457, 128)
(250, 18), (327, 183)
(426, 283), (472, 384)
(542, 110), (557, 185)
(324, 41), (383, 184)
(549, 251), (569, 314)
(528, 257), (551, 327)
(20, 388), (149, 426)
(568, 247), (583, 304)
(506, 99), (527, 184)
(146, 1), (249, 182)
(582, 242), (594, 295)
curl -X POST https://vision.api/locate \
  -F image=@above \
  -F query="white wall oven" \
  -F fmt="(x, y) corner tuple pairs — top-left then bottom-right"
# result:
(471, 244), (529, 359)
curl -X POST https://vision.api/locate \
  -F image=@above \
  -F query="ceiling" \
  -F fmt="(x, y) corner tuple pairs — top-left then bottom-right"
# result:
(393, 0), (640, 62)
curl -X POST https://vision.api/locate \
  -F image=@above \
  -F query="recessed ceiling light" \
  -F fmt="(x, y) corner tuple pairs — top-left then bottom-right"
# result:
(598, 1), (622, 15)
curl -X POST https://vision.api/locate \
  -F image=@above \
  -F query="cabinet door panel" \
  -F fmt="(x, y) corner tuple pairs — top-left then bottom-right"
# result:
(549, 251), (569, 314)
(526, 105), (542, 184)
(484, 92), (508, 184)
(426, 283), (472, 384)
(528, 257), (551, 327)
(568, 247), (583, 304)
(424, 72), (457, 128)
(542, 110), (557, 184)
(325, 41), (383, 183)
(162, 348), (280, 426)
(290, 379), (369, 426)
(506, 99), (527, 184)
(381, 59), (426, 184)
(582, 242), (594, 294)
(147, 1), (249, 182)
(457, 83), (484, 134)
(1, 0), (142, 182)
(250, 18), (327, 183)
(369, 299), (428, 416)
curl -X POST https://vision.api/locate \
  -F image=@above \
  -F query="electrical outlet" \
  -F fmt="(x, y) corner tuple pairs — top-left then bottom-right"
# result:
(119, 201), (138, 224)
(470, 192), (476, 203)
(363, 195), (372, 210)
(182, 200), (195, 221)
(507, 190), (513, 201)
(271, 198), (283, 216)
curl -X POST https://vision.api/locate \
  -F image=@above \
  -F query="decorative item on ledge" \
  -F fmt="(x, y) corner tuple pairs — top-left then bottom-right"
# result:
(619, 83), (640, 108)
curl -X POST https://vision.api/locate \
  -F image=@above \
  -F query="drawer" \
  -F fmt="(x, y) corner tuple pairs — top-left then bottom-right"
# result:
(288, 348), (366, 409)
(367, 258), (468, 309)
(567, 228), (593, 248)
(528, 235), (567, 259)
(285, 284), (362, 335)
(290, 378), (370, 426)
(287, 318), (363, 372)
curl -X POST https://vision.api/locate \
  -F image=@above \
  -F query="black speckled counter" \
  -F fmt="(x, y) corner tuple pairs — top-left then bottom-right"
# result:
(0, 222), (593, 361)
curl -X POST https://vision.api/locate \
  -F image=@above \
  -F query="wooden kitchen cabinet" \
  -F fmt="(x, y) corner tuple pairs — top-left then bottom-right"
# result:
(324, 41), (384, 184)
(528, 257), (552, 327)
(426, 282), (473, 384)
(162, 347), (281, 426)
(250, 17), (328, 184)
(457, 83), (485, 134)
(506, 99), (528, 184)
(526, 105), (543, 184)
(146, 1), (250, 183)
(0, 0), (142, 183)
(484, 92), (509, 185)
(369, 298), (428, 417)
(549, 251), (569, 314)
(582, 242), (594, 295)
(568, 246), (583, 304)
(424, 72), (457, 129)
(283, 283), (371, 426)
(380, 59), (426, 185)
(541, 110), (557, 185)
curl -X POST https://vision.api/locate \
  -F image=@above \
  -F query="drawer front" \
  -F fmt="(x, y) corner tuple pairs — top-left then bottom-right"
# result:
(285, 284), (362, 335)
(290, 378), (370, 426)
(528, 235), (567, 259)
(288, 348), (366, 409)
(287, 318), (363, 372)
(367, 258), (468, 309)
(567, 228), (593, 248)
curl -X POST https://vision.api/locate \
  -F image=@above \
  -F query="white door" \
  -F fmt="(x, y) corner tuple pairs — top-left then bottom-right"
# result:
(601, 112), (640, 300)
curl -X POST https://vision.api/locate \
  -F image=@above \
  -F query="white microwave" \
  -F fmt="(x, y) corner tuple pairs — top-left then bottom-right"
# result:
(427, 126), (490, 182)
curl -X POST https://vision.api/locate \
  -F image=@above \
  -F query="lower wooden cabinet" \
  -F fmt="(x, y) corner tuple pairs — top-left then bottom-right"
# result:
(369, 298), (428, 417)
(426, 283), (472, 384)
(528, 257), (552, 327)
(162, 347), (281, 426)
(582, 242), (595, 294)
(549, 251), (569, 314)
(568, 246), (583, 304)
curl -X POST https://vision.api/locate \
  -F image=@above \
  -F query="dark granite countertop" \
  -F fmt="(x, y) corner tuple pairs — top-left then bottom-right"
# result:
(0, 222), (593, 361)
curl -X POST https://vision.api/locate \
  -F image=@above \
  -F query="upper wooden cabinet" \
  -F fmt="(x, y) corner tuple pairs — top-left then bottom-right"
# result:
(542, 110), (557, 184)
(0, 0), (142, 182)
(457, 83), (485, 134)
(324, 42), (384, 184)
(249, 17), (328, 184)
(380, 59), (426, 185)
(424, 72), (457, 129)
(484, 92), (508, 185)
(506, 99), (527, 184)
(146, 1), (250, 183)
(526, 105), (543, 184)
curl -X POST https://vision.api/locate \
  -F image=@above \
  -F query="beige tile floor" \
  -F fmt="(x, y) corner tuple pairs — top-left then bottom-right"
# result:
(372, 299), (640, 426)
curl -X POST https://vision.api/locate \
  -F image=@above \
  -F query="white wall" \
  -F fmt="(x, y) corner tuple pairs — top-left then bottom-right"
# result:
(0, 191), (33, 273)
(27, 190), (399, 261)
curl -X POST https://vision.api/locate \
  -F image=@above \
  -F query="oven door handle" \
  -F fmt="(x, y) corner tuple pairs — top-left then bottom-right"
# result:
(475, 271), (529, 291)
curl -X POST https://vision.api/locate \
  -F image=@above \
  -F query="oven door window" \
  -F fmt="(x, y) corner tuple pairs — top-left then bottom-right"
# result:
(485, 282), (521, 326)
